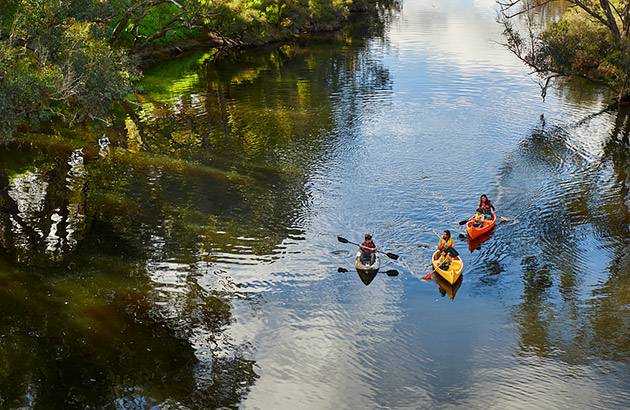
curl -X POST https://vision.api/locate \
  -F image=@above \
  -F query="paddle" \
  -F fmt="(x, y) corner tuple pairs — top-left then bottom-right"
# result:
(424, 265), (439, 280)
(336, 236), (399, 260)
(337, 267), (399, 276)
(459, 212), (498, 225)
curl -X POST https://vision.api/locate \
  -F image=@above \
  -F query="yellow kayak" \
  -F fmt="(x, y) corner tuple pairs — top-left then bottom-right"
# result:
(432, 250), (463, 285)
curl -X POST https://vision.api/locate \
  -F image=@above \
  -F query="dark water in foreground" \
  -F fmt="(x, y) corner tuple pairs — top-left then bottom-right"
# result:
(2, 0), (630, 408)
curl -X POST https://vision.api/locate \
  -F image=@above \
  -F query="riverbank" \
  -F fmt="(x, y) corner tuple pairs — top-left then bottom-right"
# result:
(134, 8), (374, 67)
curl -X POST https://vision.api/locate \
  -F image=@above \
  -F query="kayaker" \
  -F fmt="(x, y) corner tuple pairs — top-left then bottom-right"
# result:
(478, 194), (495, 220)
(437, 230), (454, 253)
(359, 234), (377, 264)
(436, 248), (452, 270)
(472, 207), (485, 227)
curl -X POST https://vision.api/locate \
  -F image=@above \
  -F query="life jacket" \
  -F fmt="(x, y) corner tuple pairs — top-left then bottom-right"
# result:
(474, 213), (484, 223)
(438, 253), (451, 269)
(361, 240), (375, 253)
(440, 236), (453, 249)
(480, 201), (493, 215)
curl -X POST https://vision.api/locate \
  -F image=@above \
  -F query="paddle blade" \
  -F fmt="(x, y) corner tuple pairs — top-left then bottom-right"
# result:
(423, 271), (434, 280)
(385, 252), (399, 260)
(337, 267), (349, 273)
(385, 269), (399, 276)
(337, 236), (349, 244)
(458, 219), (469, 225)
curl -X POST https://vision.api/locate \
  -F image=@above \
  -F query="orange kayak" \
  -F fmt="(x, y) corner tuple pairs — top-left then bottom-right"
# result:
(466, 213), (497, 239)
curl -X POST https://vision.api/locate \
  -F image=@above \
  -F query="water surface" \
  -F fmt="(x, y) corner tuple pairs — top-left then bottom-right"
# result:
(1, 0), (630, 408)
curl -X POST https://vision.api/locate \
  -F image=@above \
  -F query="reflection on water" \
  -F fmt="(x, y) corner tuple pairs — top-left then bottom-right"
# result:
(437, 274), (463, 300)
(466, 226), (495, 253)
(1, 0), (630, 408)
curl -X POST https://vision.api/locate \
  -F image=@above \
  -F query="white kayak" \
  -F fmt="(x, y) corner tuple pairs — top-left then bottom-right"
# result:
(355, 251), (380, 272)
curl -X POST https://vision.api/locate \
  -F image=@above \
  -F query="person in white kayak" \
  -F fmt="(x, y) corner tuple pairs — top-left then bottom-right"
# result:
(359, 234), (377, 264)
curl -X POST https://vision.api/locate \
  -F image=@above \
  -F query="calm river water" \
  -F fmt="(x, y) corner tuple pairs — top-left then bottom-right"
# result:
(1, 0), (630, 408)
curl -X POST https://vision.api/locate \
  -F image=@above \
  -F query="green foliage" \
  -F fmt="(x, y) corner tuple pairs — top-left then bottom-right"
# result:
(0, 0), (382, 140)
(0, 48), (58, 138)
(0, 1), (139, 139)
(538, 8), (630, 89)
(116, 2), (196, 46)
(499, 0), (630, 99)
(58, 23), (140, 121)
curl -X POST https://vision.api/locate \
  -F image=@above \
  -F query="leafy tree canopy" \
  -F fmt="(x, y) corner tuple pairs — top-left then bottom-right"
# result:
(0, 0), (374, 140)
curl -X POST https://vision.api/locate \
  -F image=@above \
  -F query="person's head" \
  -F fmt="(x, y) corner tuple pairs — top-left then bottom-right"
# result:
(365, 234), (372, 241)
(476, 207), (483, 214)
(480, 194), (489, 204)
(443, 230), (451, 239)
(441, 248), (449, 256)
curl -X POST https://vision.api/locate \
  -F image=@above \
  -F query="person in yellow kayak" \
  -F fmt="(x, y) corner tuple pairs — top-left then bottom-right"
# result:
(359, 234), (377, 264)
(437, 230), (454, 253)
(437, 230), (460, 258)
(436, 248), (452, 270)
(478, 194), (495, 220)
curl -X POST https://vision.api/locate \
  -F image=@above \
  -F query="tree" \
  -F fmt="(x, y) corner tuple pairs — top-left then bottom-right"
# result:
(497, 0), (630, 102)
(0, 1), (139, 138)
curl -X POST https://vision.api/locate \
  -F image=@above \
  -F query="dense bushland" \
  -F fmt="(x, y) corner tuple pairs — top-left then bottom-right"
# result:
(0, 0), (374, 139)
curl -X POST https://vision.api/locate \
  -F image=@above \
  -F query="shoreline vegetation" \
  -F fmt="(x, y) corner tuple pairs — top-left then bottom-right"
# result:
(497, 0), (630, 105)
(0, 0), (388, 140)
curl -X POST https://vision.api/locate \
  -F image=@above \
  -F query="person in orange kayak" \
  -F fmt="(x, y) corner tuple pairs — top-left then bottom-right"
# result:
(359, 234), (377, 264)
(472, 207), (485, 227)
(478, 194), (495, 220)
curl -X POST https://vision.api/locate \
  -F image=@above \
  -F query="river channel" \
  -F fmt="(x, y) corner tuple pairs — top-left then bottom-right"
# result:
(1, 0), (630, 408)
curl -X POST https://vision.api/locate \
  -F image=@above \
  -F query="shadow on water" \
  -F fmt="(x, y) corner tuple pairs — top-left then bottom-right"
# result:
(466, 227), (495, 253)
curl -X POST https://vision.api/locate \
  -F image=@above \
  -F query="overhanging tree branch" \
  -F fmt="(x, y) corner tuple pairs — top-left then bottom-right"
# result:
(497, 0), (630, 101)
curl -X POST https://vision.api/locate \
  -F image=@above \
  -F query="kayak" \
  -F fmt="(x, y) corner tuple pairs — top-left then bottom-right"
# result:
(356, 269), (378, 286)
(355, 251), (380, 273)
(431, 250), (463, 285)
(466, 226), (495, 253)
(466, 213), (497, 240)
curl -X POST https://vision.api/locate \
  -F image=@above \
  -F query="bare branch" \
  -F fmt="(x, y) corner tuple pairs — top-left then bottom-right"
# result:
(497, 0), (555, 19)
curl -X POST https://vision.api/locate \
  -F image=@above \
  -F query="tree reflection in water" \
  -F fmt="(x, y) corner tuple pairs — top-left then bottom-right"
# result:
(472, 104), (630, 364)
(0, 9), (393, 407)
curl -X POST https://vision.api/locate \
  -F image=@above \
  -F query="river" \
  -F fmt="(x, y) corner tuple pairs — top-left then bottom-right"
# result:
(1, 0), (629, 408)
